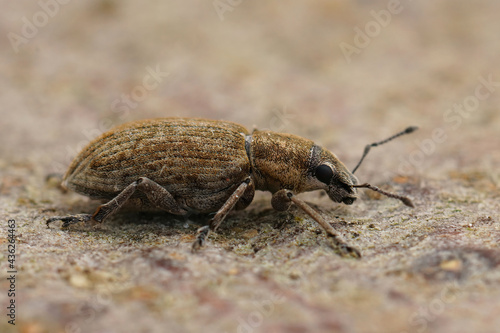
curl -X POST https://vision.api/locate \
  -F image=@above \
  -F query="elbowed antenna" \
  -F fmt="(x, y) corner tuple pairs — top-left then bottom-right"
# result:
(353, 183), (414, 207)
(351, 126), (418, 174)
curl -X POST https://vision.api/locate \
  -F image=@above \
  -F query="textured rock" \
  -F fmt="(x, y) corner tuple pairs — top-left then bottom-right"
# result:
(1, 1), (499, 332)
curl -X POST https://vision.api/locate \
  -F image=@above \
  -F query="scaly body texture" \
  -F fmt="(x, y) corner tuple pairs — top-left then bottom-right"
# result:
(48, 117), (416, 258)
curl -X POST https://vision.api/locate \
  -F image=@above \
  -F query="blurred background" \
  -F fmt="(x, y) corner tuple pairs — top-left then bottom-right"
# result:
(2, 0), (499, 179)
(1, 1), (499, 332)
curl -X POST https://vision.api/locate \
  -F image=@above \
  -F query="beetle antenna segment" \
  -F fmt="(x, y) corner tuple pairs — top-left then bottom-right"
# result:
(352, 183), (415, 208)
(351, 126), (418, 174)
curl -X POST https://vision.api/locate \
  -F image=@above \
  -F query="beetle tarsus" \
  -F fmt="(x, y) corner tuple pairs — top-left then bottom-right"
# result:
(192, 225), (210, 252)
(328, 235), (361, 258)
(46, 214), (92, 228)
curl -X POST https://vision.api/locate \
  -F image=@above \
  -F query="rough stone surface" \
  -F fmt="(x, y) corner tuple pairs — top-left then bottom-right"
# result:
(1, 1), (499, 332)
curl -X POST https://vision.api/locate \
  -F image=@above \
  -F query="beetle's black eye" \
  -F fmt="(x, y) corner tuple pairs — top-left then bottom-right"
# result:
(314, 164), (333, 184)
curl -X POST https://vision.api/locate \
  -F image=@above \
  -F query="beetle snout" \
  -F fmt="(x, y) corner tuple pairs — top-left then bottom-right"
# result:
(341, 173), (358, 205)
(342, 196), (356, 205)
(326, 183), (357, 205)
(340, 186), (357, 205)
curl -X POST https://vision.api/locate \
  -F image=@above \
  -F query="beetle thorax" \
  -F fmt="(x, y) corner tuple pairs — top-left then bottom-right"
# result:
(246, 130), (314, 193)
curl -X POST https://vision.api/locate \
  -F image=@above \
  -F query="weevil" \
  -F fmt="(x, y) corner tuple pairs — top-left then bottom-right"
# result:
(47, 117), (417, 257)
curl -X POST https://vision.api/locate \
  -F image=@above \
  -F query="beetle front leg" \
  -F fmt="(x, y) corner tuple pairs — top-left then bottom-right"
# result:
(47, 177), (187, 227)
(192, 178), (251, 252)
(271, 189), (361, 259)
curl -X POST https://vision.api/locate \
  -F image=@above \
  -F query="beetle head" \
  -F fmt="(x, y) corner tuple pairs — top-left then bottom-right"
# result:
(308, 126), (419, 208)
(308, 147), (359, 205)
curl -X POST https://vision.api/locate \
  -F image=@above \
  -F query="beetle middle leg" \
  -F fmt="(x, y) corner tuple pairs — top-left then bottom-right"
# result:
(47, 177), (187, 227)
(192, 178), (252, 252)
(271, 189), (361, 258)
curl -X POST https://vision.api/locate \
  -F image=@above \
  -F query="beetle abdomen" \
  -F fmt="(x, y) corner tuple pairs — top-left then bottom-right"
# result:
(64, 118), (250, 202)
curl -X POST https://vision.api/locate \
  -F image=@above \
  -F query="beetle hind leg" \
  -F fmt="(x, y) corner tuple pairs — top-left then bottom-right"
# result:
(92, 177), (187, 223)
(47, 177), (187, 227)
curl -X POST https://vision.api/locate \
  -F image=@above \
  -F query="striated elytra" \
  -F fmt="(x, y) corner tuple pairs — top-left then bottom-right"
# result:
(47, 117), (417, 258)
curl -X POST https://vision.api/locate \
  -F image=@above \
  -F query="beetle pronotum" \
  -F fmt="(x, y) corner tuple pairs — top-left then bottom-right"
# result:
(47, 118), (417, 258)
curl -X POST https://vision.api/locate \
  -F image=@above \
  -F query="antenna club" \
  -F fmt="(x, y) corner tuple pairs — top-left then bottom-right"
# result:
(401, 197), (415, 208)
(405, 126), (419, 134)
(351, 125), (418, 175)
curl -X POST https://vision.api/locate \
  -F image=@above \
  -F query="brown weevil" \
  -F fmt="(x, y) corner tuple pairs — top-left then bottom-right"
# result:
(47, 118), (417, 258)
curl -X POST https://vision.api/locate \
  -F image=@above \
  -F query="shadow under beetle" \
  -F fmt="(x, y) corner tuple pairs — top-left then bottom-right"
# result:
(47, 118), (417, 258)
